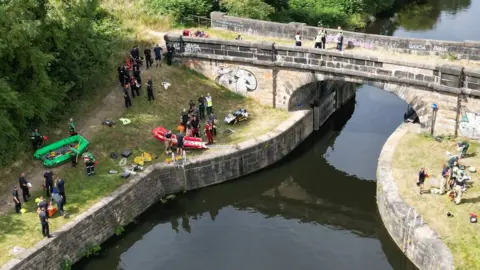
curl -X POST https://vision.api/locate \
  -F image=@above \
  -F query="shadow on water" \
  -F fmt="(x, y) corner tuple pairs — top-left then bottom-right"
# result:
(74, 86), (418, 270)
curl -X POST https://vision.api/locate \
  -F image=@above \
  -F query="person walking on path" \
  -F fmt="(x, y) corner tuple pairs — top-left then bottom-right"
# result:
(144, 47), (153, 69)
(44, 169), (54, 198)
(68, 118), (76, 136)
(154, 44), (163, 67)
(18, 173), (31, 202)
(123, 86), (132, 108)
(39, 207), (51, 238)
(56, 177), (66, 205)
(12, 185), (21, 213)
(205, 93), (213, 115)
(146, 76), (154, 101)
(320, 28), (327, 49)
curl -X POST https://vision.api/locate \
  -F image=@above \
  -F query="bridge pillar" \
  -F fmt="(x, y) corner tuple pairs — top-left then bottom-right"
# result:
(312, 91), (336, 130)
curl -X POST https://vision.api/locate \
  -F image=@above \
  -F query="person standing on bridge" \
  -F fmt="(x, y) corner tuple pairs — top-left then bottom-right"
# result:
(294, 31), (302, 47)
(336, 27), (344, 51)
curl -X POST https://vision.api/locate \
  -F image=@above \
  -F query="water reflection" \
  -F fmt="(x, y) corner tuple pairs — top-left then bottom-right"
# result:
(366, 0), (475, 39)
(74, 86), (417, 270)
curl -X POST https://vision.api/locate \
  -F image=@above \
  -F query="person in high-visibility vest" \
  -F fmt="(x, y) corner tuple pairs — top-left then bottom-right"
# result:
(68, 118), (76, 136)
(82, 150), (96, 176)
(205, 93), (213, 115)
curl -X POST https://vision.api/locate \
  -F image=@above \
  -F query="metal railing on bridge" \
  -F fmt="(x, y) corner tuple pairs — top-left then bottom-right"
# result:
(180, 15), (211, 28)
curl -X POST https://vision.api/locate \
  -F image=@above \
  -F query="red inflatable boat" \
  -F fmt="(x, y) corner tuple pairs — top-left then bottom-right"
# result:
(152, 126), (208, 149)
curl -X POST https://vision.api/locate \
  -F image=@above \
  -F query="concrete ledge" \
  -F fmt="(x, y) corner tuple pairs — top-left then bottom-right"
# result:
(377, 123), (454, 270)
(2, 110), (314, 270)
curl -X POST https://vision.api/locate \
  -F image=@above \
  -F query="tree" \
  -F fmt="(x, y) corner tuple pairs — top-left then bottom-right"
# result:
(148, 0), (212, 23)
(220, 0), (275, 20)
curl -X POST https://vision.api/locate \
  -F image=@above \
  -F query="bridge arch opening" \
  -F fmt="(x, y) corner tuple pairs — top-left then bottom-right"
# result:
(280, 71), (429, 129)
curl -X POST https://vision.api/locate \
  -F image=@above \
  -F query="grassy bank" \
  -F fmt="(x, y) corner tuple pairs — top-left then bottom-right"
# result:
(0, 63), (289, 265)
(392, 133), (480, 270)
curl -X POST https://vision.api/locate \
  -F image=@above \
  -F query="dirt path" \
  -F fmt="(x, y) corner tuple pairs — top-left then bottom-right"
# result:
(0, 32), (169, 215)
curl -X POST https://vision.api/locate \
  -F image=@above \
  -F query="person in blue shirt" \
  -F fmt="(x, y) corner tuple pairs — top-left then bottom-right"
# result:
(153, 44), (163, 67)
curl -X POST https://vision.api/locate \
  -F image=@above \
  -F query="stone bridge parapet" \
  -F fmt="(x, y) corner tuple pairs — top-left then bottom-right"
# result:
(210, 12), (480, 61)
(164, 34), (480, 138)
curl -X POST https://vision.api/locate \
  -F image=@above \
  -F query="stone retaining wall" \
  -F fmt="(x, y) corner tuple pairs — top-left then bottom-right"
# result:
(210, 12), (480, 60)
(377, 123), (454, 270)
(1, 110), (314, 270)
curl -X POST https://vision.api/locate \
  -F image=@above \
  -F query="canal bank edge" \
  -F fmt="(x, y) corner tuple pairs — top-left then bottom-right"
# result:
(377, 123), (454, 270)
(1, 110), (314, 270)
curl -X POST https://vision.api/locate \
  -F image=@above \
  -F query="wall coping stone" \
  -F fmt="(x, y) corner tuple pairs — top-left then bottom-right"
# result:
(377, 123), (454, 270)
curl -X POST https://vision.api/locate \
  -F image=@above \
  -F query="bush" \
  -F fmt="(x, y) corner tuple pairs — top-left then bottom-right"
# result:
(220, 0), (275, 20)
(0, 0), (125, 167)
(147, 0), (212, 24)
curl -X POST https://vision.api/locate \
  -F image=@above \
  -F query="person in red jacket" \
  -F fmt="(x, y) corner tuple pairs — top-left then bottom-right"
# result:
(204, 121), (214, 145)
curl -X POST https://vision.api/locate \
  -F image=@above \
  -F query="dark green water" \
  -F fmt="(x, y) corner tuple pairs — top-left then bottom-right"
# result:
(74, 1), (478, 269)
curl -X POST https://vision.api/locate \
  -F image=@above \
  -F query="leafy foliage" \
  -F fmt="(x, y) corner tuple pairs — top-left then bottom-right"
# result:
(148, 0), (212, 24)
(220, 0), (275, 20)
(0, 0), (124, 166)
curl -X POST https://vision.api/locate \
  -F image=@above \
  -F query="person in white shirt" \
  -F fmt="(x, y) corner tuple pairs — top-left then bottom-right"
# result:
(295, 32), (301, 46)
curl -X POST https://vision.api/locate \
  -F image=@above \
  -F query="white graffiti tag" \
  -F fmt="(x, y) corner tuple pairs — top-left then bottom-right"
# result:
(459, 108), (480, 139)
(215, 66), (258, 95)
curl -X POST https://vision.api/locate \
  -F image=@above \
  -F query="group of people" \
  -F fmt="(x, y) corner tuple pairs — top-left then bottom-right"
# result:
(295, 26), (344, 51)
(417, 141), (471, 204)
(13, 171), (68, 238)
(164, 93), (217, 155)
(118, 46), (158, 108)
(183, 29), (210, 38)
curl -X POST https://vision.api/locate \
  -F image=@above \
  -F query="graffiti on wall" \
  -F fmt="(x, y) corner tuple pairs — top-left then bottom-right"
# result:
(325, 35), (374, 49)
(459, 106), (480, 138)
(167, 42), (201, 53)
(215, 66), (258, 96)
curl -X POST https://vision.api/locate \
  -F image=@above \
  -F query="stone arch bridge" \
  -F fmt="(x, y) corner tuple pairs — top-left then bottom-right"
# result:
(164, 34), (480, 137)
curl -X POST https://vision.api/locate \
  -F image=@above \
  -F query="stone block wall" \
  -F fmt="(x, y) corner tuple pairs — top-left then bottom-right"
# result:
(274, 45), (439, 87)
(182, 58), (275, 107)
(210, 12), (480, 60)
(377, 123), (454, 270)
(2, 110), (314, 270)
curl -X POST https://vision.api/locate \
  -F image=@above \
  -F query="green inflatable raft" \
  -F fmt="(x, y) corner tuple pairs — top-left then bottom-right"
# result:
(33, 135), (90, 168)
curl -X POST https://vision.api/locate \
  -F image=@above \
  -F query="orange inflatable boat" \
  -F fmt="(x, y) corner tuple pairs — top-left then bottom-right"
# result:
(152, 126), (208, 149)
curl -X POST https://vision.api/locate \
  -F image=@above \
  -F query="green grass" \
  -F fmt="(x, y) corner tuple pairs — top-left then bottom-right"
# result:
(393, 133), (480, 270)
(0, 64), (289, 265)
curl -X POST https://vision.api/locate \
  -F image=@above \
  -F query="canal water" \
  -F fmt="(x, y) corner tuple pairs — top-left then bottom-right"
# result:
(74, 1), (478, 269)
